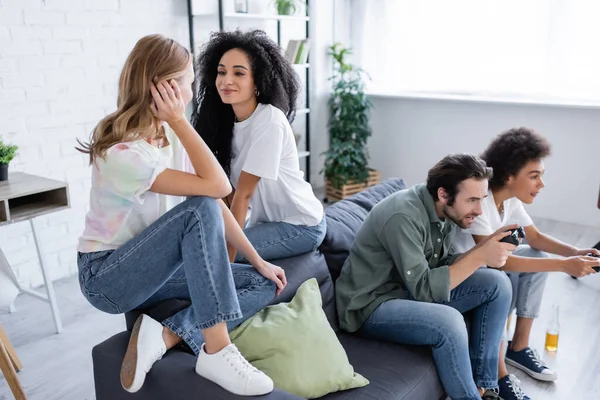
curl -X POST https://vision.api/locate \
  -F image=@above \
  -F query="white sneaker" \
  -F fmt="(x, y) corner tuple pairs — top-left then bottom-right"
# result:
(120, 314), (167, 393)
(195, 343), (274, 396)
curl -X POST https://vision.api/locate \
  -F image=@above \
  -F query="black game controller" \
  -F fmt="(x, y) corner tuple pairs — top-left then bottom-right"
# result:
(499, 226), (525, 246)
(587, 253), (600, 272)
(570, 252), (600, 279)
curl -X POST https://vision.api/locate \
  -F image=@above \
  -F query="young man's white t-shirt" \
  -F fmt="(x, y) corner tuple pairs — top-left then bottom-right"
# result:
(230, 103), (323, 227)
(452, 189), (534, 253)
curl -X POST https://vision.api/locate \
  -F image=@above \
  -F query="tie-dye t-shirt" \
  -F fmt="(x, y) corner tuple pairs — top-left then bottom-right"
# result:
(77, 127), (192, 252)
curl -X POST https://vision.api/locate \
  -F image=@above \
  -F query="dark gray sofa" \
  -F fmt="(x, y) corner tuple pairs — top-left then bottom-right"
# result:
(91, 178), (446, 400)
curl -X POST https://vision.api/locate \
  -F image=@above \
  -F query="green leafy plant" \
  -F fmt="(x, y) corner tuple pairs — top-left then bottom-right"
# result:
(273, 0), (304, 16)
(321, 43), (373, 189)
(0, 138), (18, 165)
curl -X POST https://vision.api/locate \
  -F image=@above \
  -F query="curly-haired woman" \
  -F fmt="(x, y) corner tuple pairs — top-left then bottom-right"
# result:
(192, 29), (325, 263)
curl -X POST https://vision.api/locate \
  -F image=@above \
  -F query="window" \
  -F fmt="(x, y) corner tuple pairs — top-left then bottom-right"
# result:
(350, 0), (600, 102)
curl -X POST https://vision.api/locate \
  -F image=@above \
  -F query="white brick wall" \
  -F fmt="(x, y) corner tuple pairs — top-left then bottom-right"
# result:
(0, 0), (189, 288)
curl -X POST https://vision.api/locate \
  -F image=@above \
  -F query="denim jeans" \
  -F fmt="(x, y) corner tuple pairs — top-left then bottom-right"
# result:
(359, 268), (512, 400)
(77, 196), (276, 355)
(235, 217), (327, 263)
(506, 245), (549, 319)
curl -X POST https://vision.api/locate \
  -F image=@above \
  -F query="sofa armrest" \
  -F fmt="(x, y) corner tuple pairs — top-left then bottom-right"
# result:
(93, 331), (304, 400)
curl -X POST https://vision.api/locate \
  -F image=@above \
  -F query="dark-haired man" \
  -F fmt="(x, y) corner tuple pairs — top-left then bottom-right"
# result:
(453, 127), (600, 400)
(336, 154), (516, 400)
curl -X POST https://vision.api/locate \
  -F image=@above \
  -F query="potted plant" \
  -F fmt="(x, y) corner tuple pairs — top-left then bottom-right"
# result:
(0, 137), (18, 182)
(273, 0), (303, 16)
(322, 43), (379, 202)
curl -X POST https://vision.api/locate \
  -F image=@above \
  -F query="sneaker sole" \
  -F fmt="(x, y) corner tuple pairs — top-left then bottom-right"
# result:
(195, 369), (274, 397)
(120, 315), (143, 392)
(505, 357), (558, 381)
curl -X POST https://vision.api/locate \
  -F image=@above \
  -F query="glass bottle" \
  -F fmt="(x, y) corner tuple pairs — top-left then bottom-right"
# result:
(544, 305), (560, 352)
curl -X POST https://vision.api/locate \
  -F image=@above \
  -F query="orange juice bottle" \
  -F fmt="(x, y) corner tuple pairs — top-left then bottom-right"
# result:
(544, 305), (560, 352)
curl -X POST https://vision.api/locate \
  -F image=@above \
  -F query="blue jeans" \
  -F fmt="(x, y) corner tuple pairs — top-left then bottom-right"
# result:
(506, 245), (548, 319)
(359, 268), (512, 400)
(235, 217), (327, 262)
(77, 196), (276, 355)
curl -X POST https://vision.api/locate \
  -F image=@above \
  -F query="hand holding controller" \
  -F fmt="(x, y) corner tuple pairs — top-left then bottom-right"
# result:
(586, 253), (600, 272)
(570, 252), (599, 278)
(499, 226), (525, 246)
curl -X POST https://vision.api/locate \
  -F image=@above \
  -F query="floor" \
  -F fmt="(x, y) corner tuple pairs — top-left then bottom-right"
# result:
(0, 217), (598, 400)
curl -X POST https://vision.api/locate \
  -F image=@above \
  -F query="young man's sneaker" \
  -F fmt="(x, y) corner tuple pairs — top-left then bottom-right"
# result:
(505, 341), (558, 381)
(482, 388), (504, 400)
(498, 374), (530, 400)
(120, 314), (167, 393)
(195, 343), (274, 396)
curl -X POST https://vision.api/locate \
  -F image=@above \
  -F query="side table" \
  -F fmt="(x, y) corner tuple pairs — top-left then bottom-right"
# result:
(0, 172), (70, 334)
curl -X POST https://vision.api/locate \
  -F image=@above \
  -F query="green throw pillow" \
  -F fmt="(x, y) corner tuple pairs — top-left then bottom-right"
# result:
(230, 278), (369, 399)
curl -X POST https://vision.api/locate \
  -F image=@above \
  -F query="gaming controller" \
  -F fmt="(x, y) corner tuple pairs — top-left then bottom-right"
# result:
(499, 226), (525, 246)
(587, 253), (600, 272)
(570, 252), (600, 279)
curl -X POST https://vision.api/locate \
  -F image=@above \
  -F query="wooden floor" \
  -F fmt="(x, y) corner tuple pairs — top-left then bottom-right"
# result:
(0, 218), (598, 400)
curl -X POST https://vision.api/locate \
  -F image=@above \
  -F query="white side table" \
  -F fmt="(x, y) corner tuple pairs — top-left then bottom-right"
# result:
(0, 172), (70, 334)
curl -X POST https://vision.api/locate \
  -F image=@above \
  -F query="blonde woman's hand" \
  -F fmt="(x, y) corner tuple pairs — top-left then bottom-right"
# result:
(150, 80), (186, 124)
(253, 259), (287, 296)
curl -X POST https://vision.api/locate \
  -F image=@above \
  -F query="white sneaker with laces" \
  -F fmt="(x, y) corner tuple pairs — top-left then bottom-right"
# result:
(120, 314), (167, 393)
(195, 343), (274, 396)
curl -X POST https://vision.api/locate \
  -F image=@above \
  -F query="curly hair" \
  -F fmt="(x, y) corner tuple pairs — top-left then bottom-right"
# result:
(191, 29), (300, 176)
(481, 127), (552, 190)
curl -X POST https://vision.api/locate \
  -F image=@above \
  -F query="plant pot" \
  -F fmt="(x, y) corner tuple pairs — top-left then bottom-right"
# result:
(234, 0), (248, 13)
(277, 3), (294, 15)
(325, 168), (381, 202)
(0, 164), (8, 182)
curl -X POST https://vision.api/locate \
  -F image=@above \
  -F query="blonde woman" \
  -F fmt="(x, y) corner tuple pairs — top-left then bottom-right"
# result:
(76, 34), (285, 396)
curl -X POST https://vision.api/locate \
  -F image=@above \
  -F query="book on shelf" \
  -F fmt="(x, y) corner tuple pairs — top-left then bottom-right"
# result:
(284, 39), (310, 65)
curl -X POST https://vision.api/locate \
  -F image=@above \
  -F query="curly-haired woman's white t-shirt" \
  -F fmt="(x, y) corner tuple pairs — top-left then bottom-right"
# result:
(230, 103), (323, 227)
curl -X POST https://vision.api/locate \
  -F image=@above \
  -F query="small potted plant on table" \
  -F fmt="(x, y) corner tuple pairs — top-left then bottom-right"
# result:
(0, 138), (18, 182)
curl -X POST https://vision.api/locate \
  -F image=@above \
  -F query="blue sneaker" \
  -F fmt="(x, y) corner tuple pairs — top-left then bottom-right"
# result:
(498, 374), (530, 400)
(505, 341), (558, 381)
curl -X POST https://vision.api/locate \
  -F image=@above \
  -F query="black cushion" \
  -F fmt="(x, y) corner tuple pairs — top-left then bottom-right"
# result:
(321, 178), (406, 281)
(93, 330), (443, 400)
(322, 333), (444, 400)
(93, 332), (304, 400)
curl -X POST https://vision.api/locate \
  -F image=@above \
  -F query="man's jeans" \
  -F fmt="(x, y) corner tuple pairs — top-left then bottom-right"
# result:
(77, 196), (276, 355)
(235, 217), (327, 263)
(506, 245), (549, 319)
(359, 268), (512, 400)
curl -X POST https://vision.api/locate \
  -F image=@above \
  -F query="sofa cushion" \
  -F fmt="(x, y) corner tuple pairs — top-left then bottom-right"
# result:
(268, 251), (338, 328)
(230, 279), (368, 399)
(92, 329), (444, 400)
(321, 333), (444, 400)
(92, 331), (304, 400)
(321, 178), (406, 281)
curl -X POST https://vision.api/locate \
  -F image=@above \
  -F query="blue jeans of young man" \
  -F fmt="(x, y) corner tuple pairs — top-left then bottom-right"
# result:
(359, 268), (512, 400)
(235, 217), (327, 263)
(77, 196), (276, 356)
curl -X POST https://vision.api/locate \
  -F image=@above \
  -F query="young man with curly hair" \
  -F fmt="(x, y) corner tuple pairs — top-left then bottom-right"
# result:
(453, 127), (600, 400)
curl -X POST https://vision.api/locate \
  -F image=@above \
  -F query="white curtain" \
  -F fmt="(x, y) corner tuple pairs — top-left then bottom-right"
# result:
(350, 0), (600, 102)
